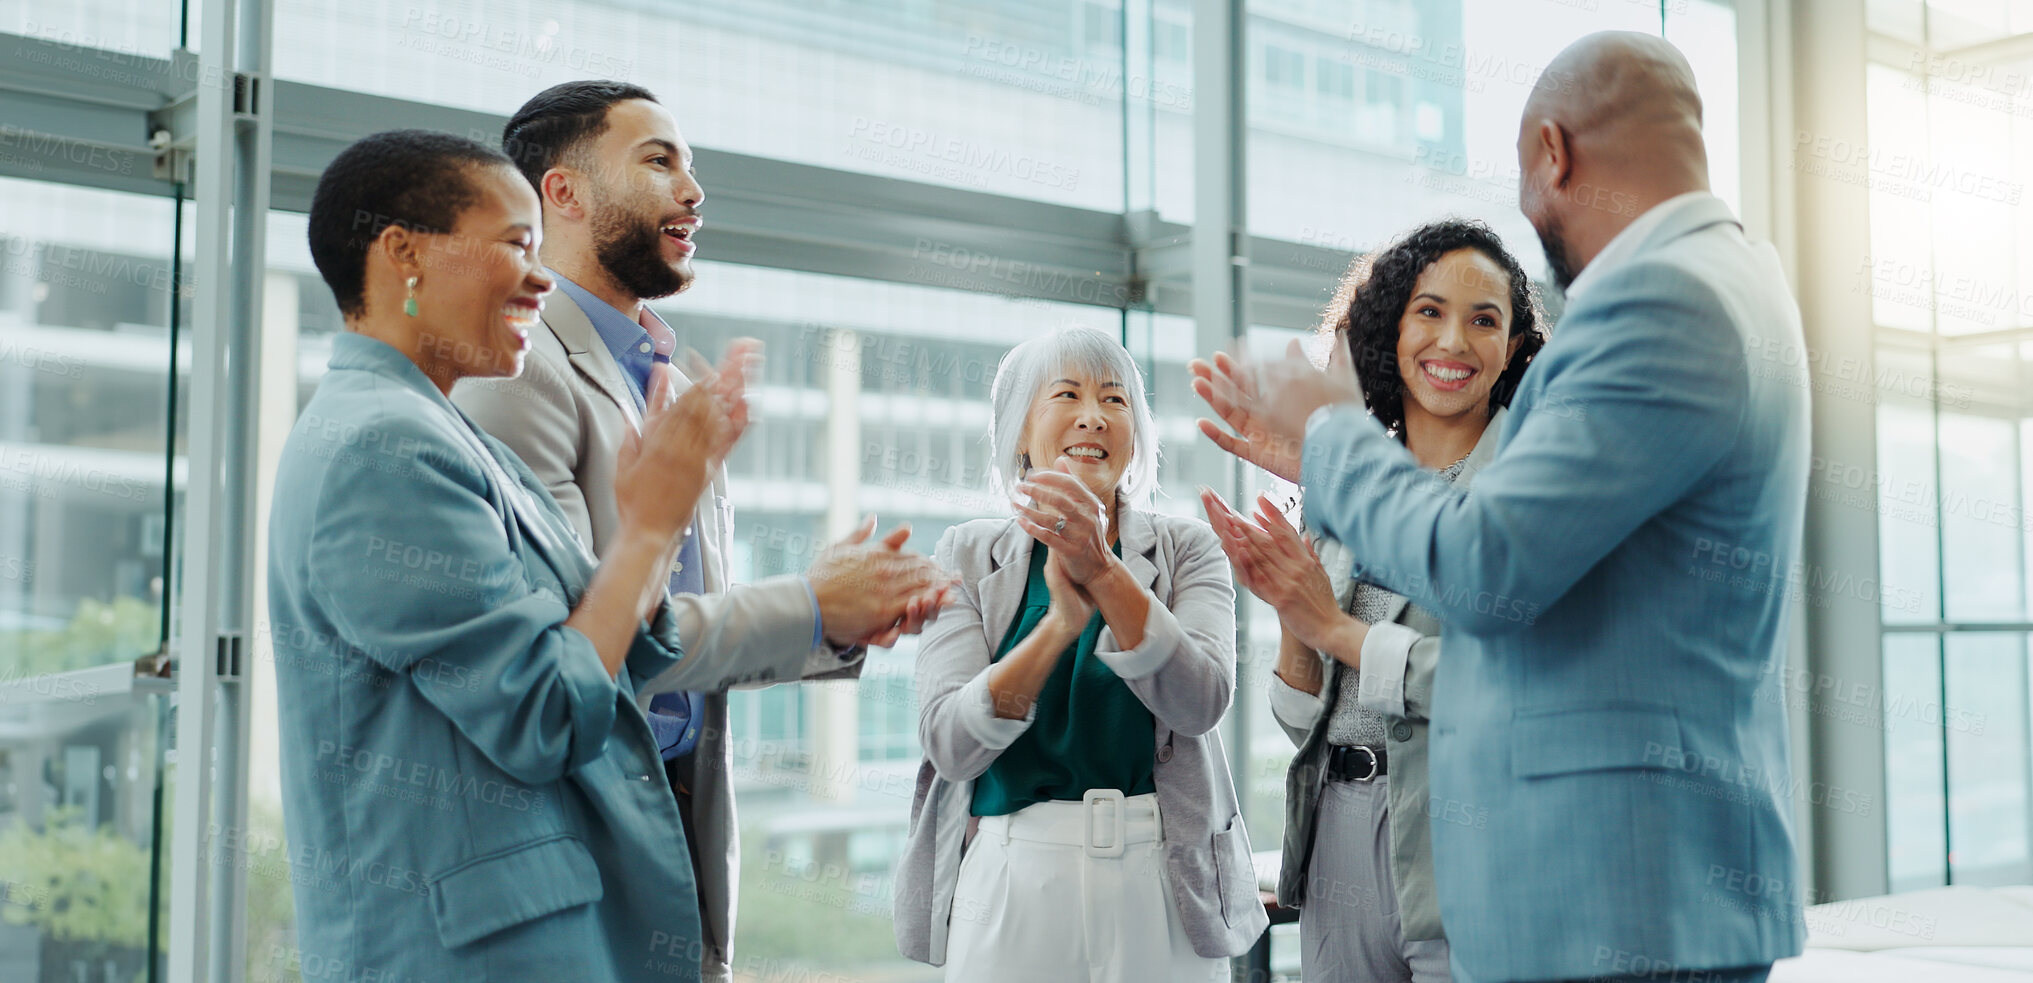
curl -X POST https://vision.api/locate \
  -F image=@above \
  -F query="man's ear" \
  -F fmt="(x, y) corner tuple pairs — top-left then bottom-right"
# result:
(539, 166), (585, 221)
(1536, 120), (1571, 190)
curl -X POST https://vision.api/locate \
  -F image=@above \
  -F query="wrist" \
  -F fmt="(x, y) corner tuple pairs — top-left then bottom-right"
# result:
(1038, 609), (1087, 639)
(1283, 593), (1339, 649)
(613, 525), (676, 563)
(1324, 614), (1368, 664)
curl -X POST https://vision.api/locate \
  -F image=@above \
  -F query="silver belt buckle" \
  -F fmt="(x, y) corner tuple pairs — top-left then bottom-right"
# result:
(1082, 789), (1126, 859)
(1349, 745), (1381, 782)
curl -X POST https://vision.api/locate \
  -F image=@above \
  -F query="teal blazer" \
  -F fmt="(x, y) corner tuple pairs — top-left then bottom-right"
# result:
(268, 334), (803, 982)
(1301, 196), (1810, 981)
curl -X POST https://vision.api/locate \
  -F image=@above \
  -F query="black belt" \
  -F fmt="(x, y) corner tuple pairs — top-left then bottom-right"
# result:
(1326, 744), (1387, 782)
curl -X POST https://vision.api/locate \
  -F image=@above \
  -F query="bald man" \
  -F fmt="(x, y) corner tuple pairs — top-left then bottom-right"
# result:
(1193, 32), (1808, 983)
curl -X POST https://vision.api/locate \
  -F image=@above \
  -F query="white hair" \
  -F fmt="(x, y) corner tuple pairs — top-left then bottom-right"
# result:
(986, 327), (1160, 506)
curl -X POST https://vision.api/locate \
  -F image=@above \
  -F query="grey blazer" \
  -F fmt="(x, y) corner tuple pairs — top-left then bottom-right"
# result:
(893, 509), (1269, 964)
(452, 289), (860, 982)
(1269, 407), (1503, 942)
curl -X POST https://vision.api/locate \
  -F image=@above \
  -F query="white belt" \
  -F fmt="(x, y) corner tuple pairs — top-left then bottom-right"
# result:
(977, 790), (1162, 859)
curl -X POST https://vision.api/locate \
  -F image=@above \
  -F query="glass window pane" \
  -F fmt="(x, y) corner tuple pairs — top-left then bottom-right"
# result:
(1944, 632), (2031, 885)
(2, 0), (183, 63)
(0, 175), (179, 983)
(1666, 0), (1742, 218)
(0, 178), (178, 674)
(1935, 398), (2027, 623)
(1247, 0), (1665, 269)
(1873, 347), (1943, 625)
(1884, 632), (1947, 892)
(272, 0), (1126, 209)
(1922, 61), (2020, 338)
(1863, 64), (1938, 334)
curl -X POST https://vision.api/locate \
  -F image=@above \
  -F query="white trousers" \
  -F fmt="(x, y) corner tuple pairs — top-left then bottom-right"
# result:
(944, 792), (1226, 983)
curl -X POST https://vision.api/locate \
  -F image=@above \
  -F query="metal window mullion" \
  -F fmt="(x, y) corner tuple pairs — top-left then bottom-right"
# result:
(167, 0), (273, 979)
(1790, 0), (1890, 903)
(1192, 0), (1249, 816)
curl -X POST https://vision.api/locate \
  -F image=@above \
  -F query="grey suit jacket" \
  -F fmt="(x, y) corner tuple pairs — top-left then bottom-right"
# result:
(453, 289), (861, 982)
(1268, 407), (1504, 942)
(893, 509), (1268, 965)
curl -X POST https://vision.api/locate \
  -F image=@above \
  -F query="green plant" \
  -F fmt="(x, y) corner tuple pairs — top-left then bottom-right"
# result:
(0, 807), (153, 952)
(0, 597), (161, 678)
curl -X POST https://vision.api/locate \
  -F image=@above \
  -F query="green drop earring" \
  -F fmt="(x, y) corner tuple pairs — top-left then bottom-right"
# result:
(404, 276), (420, 318)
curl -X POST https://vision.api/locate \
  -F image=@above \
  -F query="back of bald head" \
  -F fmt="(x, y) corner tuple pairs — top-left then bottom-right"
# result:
(1525, 32), (1708, 194)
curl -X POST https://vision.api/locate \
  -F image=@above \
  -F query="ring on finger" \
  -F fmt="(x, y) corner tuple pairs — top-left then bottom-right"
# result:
(1053, 516), (1067, 535)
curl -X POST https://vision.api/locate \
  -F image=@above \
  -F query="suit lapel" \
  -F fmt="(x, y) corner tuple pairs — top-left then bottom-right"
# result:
(978, 521), (1033, 647)
(1116, 507), (1162, 594)
(543, 290), (644, 432)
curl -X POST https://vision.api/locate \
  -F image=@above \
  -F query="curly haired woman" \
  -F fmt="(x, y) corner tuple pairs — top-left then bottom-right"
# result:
(1201, 219), (1545, 983)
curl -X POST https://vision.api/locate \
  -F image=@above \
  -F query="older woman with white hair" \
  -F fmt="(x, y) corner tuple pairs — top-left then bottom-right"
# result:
(892, 327), (1267, 981)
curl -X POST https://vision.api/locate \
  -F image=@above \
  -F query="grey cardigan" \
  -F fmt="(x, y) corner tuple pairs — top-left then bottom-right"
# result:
(893, 508), (1269, 964)
(1269, 407), (1504, 942)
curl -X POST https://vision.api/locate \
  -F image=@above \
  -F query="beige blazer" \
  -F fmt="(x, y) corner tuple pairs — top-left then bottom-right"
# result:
(453, 288), (860, 982)
(893, 509), (1268, 965)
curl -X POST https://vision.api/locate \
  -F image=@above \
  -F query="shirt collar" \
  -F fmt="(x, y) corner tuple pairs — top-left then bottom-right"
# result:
(1562, 191), (1717, 302)
(548, 270), (676, 392)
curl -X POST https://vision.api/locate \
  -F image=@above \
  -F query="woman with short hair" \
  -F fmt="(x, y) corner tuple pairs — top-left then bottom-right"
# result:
(1202, 219), (1545, 983)
(894, 327), (1266, 982)
(269, 128), (774, 982)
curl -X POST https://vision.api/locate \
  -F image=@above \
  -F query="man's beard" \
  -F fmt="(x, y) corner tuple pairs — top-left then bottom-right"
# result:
(1535, 214), (1580, 292)
(590, 200), (691, 301)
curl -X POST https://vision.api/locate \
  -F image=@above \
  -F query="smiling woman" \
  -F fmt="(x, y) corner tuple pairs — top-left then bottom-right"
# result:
(268, 128), (785, 983)
(894, 327), (1265, 982)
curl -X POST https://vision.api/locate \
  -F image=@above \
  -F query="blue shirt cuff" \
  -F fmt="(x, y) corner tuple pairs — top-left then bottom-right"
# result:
(802, 576), (825, 651)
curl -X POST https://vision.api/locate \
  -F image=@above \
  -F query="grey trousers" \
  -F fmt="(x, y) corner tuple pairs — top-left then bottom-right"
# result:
(1300, 776), (1452, 983)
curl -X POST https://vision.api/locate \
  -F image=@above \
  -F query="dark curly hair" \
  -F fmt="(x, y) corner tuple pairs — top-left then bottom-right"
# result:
(1321, 219), (1545, 435)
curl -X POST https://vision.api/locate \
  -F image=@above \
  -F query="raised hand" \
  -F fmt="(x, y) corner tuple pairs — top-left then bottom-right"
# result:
(1012, 459), (1115, 584)
(1191, 340), (1363, 483)
(1200, 487), (1344, 652)
(809, 515), (959, 649)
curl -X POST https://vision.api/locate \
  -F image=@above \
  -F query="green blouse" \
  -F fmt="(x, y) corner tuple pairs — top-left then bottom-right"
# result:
(970, 541), (1156, 817)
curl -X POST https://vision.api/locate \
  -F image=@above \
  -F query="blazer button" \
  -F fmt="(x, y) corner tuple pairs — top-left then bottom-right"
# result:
(1391, 722), (1412, 742)
(1155, 744), (1174, 764)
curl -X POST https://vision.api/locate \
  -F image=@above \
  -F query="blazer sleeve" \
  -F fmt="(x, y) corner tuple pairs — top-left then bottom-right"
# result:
(303, 412), (617, 787)
(634, 577), (845, 693)
(458, 348), (847, 693)
(915, 527), (1033, 782)
(1353, 621), (1438, 721)
(1267, 668), (1326, 747)
(1094, 521), (1237, 737)
(1300, 260), (1750, 637)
